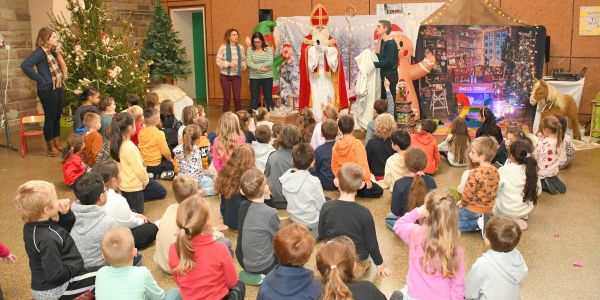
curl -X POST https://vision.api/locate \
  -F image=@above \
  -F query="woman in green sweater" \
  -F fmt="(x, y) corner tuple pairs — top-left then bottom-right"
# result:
(247, 32), (274, 112)
(374, 20), (399, 101)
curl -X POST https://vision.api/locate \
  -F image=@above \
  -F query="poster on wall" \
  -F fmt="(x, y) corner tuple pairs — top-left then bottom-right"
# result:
(416, 25), (546, 128)
(580, 6), (600, 36)
(376, 3), (444, 22)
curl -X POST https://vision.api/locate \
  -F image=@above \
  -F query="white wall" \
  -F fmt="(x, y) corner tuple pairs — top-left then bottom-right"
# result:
(29, 0), (71, 46)
(171, 9), (202, 100)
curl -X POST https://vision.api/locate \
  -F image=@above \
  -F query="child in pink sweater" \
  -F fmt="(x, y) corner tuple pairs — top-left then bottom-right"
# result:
(392, 189), (465, 300)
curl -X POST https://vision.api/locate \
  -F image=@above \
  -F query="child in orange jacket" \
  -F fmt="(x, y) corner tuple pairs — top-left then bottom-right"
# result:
(410, 119), (441, 175)
(331, 115), (383, 198)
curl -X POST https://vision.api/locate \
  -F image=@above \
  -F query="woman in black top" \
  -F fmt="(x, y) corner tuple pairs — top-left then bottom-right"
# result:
(374, 20), (399, 101)
(21, 27), (68, 156)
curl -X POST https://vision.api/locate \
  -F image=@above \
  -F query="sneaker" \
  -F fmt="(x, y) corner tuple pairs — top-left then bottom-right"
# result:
(239, 271), (265, 286)
(478, 213), (491, 239)
(160, 170), (175, 180)
(148, 173), (155, 179)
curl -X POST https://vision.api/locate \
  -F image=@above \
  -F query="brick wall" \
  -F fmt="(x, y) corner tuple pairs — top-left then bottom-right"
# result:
(0, 0), (38, 128)
(105, 0), (155, 43)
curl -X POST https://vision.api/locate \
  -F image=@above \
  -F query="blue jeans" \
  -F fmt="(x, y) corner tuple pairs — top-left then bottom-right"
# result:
(385, 212), (397, 230)
(458, 207), (480, 232)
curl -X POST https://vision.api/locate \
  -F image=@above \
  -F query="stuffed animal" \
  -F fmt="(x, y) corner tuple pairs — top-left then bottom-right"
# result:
(530, 79), (581, 139)
(390, 25), (436, 120)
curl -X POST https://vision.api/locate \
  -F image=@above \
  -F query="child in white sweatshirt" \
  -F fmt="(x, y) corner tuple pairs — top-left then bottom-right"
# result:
(252, 125), (276, 172)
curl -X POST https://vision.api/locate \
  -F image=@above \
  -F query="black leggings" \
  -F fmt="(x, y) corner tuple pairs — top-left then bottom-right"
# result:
(37, 87), (64, 141)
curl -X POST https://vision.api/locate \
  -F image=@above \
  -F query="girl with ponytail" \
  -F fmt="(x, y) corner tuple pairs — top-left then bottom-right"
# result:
(62, 133), (86, 187)
(110, 112), (149, 214)
(173, 124), (216, 196)
(169, 195), (244, 300)
(391, 189), (465, 300)
(534, 115), (566, 194)
(316, 236), (386, 300)
(494, 140), (541, 230)
(385, 147), (437, 230)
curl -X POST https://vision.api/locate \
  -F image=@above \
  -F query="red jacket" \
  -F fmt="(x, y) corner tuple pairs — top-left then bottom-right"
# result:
(0, 242), (10, 258)
(131, 123), (143, 146)
(169, 233), (237, 300)
(411, 132), (440, 174)
(63, 153), (87, 186)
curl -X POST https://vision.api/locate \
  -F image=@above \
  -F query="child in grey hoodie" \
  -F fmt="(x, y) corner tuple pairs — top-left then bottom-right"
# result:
(252, 125), (276, 172)
(465, 216), (528, 300)
(280, 143), (326, 239)
(265, 125), (302, 209)
(71, 173), (118, 268)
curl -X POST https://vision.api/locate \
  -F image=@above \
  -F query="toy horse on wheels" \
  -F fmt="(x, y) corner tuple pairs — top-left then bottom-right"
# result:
(530, 79), (581, 139)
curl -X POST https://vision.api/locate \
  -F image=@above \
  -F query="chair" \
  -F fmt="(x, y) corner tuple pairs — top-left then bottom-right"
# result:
(20, 114), (45, 158)
(430, 84), (449, 118)
(287, 94), (300, 110)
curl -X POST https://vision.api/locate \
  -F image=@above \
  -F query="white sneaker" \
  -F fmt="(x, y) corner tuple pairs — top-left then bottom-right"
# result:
(477, 215), (485, 238)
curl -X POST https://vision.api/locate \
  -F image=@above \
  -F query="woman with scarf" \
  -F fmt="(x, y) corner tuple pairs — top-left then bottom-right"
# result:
(21, 27), (68, 156)
(216, 28), (247, 113)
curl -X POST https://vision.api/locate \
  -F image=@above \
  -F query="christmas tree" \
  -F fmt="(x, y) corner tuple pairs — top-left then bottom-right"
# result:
(503, 30), (536, 105)
(49, 0), (150, 109)
(140, 4), (191, 82)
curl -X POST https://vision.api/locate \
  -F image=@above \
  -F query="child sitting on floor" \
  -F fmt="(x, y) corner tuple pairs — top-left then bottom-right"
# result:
(465, 216), (528, 300)
(438, 117), (471, 167)
(237, 110), (256, 144)
(169, 196), (245, 299)
(212, 112), (246, 172)
(391, 189), (464, 300)
(265, 125), (303, 208)
(139, 107), (175, 180)
(534, 115), (566, 194)
(365, 99), (389, 145)
(476, 107), (506, 164)
(297, 108), (317, 143)
(62, 133), (87, 187)
(252, 125), (275, 172)
(173, 125), (216, 196)
(73, 86), (100, 134)
(98, 96), (115, 140)
(381, 130), (411, 191)
(332, 115), (383, 198)
(178, 105), (198, 144)
(258, 223), (321, 299)
(411, 119), (441, 175)
(95, 227), (165, 299)
(15, 180), (97, 299)
(236, 169), (280, 275)
(127, 105), (144, 146)
(385, 147), (437, 230)
(83, 112), (104, 167)
(319, 163), (391, 279)
(281, 143), (326, 238)
(556, 115), (575, 169)
(311, 119), (338, 191)
(71, 173), (118, 268)
(255, 107), (274, 130)
(458, 137), (500, 234)
(310, 103), (339, 149)
(366, 113), (396, 180)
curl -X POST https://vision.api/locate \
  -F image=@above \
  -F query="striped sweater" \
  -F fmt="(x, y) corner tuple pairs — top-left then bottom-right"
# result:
(246, 47), (273, 79)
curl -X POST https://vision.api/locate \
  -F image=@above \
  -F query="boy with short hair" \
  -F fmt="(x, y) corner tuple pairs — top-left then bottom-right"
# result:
(332, 115), (383, 198)
(265, 125), (303, 208)
(15, 180), (97, 299)
(410, 119), (441, 174)
(458, 136), (500, 234)
(83, 112), (104, 166)
(91, 161), (158, 250)
(252, 125), (276, 172)
(71, 173), (118, 268)
(318, 163), (391, 279)
(280, 143), (326, 238)
(310, 119), (338, 190)
(465, 216), (528, 300)
(365, 99), (389, 144)
(257, 223), (321, 299)
(139, 107), (174, 180)
(381, 129), (411, 191)
(154, 174), (231, 273)
(96, 227), (165, 299)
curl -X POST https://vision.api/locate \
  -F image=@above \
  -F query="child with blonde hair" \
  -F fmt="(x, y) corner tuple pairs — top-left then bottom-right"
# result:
(535, 115), (566, 194)
(96, 227), (165, 299)
(173, 124), (216, 195)
(236, 169), (280, 275)
(62, 133), (87, 187)
(214, 144), (256, 230)
(178, 105), (198, 144)
(385, 147), (437, 229)
(382, 130), (411, 191)
(316, 236), (386, 300)
(391, 189), (465, 300)
(439, 117), (470, 167)
(458, 137), (500, 234)
(211, 111), (246, 172)
(169, 196), (245, 299)
(15, 180), (97, 299)
(366, 113), (396, 179)
(195, 116), (211, 171)
(310, 103), (339, 149)
(127, 105), (144, 146)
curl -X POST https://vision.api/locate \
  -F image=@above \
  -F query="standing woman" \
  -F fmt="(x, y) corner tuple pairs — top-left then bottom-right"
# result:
(374, 20), (399, 101)
(216, 28), (247, 113)
(21, 27), (68, 156)
(247, 32), (274, 112)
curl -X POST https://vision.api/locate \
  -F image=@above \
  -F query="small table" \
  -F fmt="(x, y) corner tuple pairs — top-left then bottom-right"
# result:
(270, 111), (299, 125)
